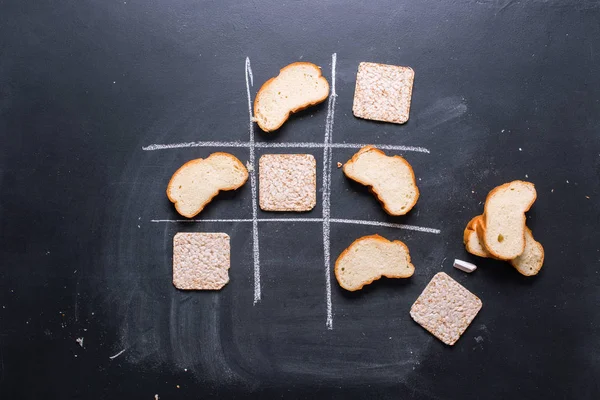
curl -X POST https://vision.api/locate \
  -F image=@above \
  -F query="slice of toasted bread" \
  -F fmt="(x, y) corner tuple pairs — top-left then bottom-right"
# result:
(510, 227), (544, 276)
(465, 215), (544, 276)
(253, 62), (330, 132)
(352, 62), (415, 124)
(334, 234), (414, 291)
(167, 152), (248, 218)
(481, 181), (537, 260)
(410, 272), (482, 345)
(342, 146), (419, 215)
(259, 154), (316, 211)
(173, 232), (230, 290)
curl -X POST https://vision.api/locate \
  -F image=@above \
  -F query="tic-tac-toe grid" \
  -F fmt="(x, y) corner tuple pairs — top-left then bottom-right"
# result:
(143, 54), (440, 329)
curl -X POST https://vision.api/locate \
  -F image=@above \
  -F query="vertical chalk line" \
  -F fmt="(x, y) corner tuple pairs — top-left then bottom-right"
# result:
(322, 53), (337, 330)
(246, 57), (261, 305)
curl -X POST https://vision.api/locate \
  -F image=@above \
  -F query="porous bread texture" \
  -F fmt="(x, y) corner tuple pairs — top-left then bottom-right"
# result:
(482, 180), (537, 260)
(167, 153), (248, 218)
(254, 62), (330, 132)
(172, 232), (230, 290)
(510, 227), (545, 276)
(352, 62), (415, 124)
(334, 234), (414, 291)
(464, 215), (544, 276)
(259, 154), (316, 212)
(343, 146), (419, 215)
(410, 272), (482, 346)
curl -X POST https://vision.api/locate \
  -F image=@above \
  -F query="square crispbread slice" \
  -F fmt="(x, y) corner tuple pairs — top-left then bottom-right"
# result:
(352, 62), (415, 124)
(410, 272), (482, 345)
(173, 232), (230, 290)
(259, 154), (316, 211)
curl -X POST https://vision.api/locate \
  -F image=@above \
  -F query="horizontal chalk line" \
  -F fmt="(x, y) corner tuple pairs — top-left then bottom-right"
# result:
(149, 218), (440, 233)
(329, 218), (441, 234)
(142, 141), (430, 154)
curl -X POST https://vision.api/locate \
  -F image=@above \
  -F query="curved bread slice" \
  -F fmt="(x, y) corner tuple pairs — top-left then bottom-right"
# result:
(167, 152), (248, 218)
(463, 216), (492, 258)
(510, 227), (544, 276)
(254, 62), (330, 132)
(482, 181), (536, 260)
(465, 215), (544, 276)
(343, 146), (419, 215)
(334, 234), (414, 291)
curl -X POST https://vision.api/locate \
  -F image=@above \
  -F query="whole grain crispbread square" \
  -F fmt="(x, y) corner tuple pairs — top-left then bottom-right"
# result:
(352, 62), (414, 124)
(173, 232), (230, 290)
(410, 272), (482, 345)
(259, 154), (317, 212)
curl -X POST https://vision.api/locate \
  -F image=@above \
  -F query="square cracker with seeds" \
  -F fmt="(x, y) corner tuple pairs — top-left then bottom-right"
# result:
(259, 154), (316, 212)
(410, 272), (482, 345)
(173, 232), (230, 290)
(352, 62), (415, 124)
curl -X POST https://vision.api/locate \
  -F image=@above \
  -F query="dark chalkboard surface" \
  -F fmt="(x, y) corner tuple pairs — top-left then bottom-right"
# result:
(1, 0), (600, 398)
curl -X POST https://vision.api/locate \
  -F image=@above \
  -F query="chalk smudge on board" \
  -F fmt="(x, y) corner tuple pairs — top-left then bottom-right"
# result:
(415, 96), (467, 131)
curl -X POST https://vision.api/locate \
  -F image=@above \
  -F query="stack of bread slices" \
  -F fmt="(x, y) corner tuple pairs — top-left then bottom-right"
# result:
(463, 181), (544, 276)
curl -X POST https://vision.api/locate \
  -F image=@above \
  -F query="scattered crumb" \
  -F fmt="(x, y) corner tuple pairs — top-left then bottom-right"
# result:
(471, 190), (474, 194)
(337, 162), (342, 168)
(525, 174), (528, 178)
(184, 368), (188, 372)
(176, 385), (180, 389)
(501, 129), (505, 133)
(518, 148), (522, 151)
(155, 395), (159, 400)
(551, 189), (554, 193)
(566, 180), (569, 183)
(76, 337), (84, 347)
(585, 196), (590, 199)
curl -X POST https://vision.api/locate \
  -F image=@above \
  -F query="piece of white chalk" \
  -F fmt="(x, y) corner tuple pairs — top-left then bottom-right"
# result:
(453, 259), (477, 273)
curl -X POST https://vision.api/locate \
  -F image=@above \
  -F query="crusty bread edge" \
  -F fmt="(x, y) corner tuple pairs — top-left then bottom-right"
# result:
(481, 180), (537, 260)
(166, 152), (249, 218)
(510, 227), (545, 277)
(253, 62), (330, 133)
(334, 234), (414, 292)
(342, 145), (420, 216)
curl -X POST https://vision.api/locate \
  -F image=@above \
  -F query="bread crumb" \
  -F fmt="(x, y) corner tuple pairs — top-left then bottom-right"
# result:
(337, 162), (342, 168)
(586, 195), (590, 199)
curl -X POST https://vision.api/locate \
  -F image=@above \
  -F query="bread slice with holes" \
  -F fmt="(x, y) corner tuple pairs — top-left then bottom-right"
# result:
(334, 234), (414, 291)
(253, 62), (330, 132)
(464, 215), (544, 276)
(342, 146), (419, 215)
(481, 181), (537, 260)
(167, 152), (248, 218)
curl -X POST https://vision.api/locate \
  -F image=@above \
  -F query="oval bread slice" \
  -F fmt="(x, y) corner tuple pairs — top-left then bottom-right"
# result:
(253, 62), (330, 132)
(334, 234), (414, 291)
(481, 181), (537, 260)
(167, 152), (248, 218)
(342, 146), (419, 215)
(464, 215), (544, 276)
